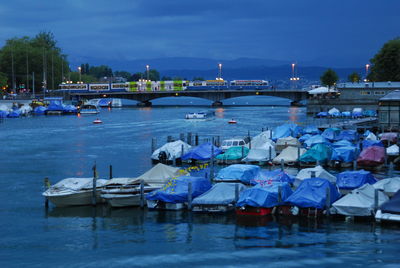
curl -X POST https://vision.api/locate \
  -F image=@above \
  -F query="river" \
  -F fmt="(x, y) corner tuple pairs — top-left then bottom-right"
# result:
(0, 104), (399, 267)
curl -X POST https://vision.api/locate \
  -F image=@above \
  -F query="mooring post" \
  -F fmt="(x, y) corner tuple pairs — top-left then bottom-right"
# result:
(210, 137), (215, 181)
(187, 132), (192, 145)
(241, 146), (244, 158)
(44, 177), (50, 208)
(92, 164), (97, 206)
(326, 187), (331, 216)
(269, 148), (272, 161)
(352, 160), (357, 171)
(151, 138), (157, 153)
(297, 146), (301, 161)
(167, 135), (172, 143)
(173, 156), (176, 166)
(384, 149), (388, 166)
(188, 181), (193, 211)
(280, 159), (284, 171)
(181, 144), (184, 160)
(278, 185), (282, 203)
(180, 133), (185, 142)
(262, 127), (264, 132)
(389, 162), (394, 178)
(235, 183), (239, 203)
(217, 136), (221, 147)
(140, 179), (145, 208)
(109, 165), (113, 180)
(311, 171), (316, 178)
(374, 188), (379, 212)
(195, 133), (199, 146)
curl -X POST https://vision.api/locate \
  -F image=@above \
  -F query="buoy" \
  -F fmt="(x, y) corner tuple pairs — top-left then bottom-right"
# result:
(93, 118), (102, 124)
(228, 119), (237, 124)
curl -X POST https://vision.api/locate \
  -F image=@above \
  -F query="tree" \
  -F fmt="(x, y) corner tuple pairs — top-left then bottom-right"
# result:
(0, 31), (69, 91)
(320, 69), (338, 88)
(161, 76), (172, 81)
(348, 72), (361, 83)
(192, 77), (205, 81)
(0, 72), (8, 87)
(130, 72), (143, 81)
(368, 38), (400, 81)
(114, 71), (131, 80)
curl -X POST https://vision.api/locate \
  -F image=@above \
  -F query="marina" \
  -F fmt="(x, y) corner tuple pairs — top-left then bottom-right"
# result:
(2, 104), (400, 266)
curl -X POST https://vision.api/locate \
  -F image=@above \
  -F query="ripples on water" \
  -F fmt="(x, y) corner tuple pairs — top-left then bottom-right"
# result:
(0, 105), (399, 267)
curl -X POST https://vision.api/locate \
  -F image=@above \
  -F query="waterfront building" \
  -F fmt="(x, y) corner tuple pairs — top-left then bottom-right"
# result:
(378, 90), (400, 130)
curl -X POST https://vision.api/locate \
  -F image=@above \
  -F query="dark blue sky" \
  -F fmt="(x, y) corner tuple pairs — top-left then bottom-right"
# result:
(1, 0), (399, 68)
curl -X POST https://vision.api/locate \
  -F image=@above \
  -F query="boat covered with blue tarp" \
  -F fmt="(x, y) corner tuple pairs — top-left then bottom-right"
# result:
(299, 134), (313, 143)
(336, 170), (377, 190)
(46, 98), (64, 112)
(304, 135), (330, 148)
(192, 183), (246, 205)
(215, 146), (249, 162)
(299, 143), (332, 164)
(7, 109), (21, 118)
(316, 111), (328, 118)
(33, 106), (47, 115)
(237, 183), (293, 208)
(214, 164), (260, 184)
(303, 125), (320, 135)
(250, 169), (294, 186)
(182, 142), (222, 161)
(331, 146), (358, 163)
(63, 104), (78, 114)
(336, 130), (359, 142)
(0, 110), (9, 118)
(272, 123), (302, 140)
(321, 128), (341, 141)
(146, 176), (211, 203)
(362, 140), (384, 149)
(285, 178), (340, 209)
(332, 140), (354, 148)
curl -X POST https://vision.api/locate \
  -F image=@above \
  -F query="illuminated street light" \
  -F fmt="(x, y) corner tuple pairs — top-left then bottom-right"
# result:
(78, 66), (82, 83)
(218, 63), (222, 80)
(365, 64), (370, 81)
(146, 65), (150, 81)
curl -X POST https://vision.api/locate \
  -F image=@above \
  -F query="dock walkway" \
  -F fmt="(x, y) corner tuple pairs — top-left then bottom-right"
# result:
(318, 117), (378, 129)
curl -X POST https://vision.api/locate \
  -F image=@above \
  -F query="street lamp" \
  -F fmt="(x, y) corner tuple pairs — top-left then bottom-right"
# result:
(78, 66), (82, 83)
(365, 64), (370, 82)
(290, 63), (300, 87)
(218, 63), (222, 80)
(146, 65), (150, 81)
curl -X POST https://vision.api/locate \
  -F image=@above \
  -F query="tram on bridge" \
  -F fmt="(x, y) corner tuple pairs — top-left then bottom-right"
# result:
(58, 79), (270, 93)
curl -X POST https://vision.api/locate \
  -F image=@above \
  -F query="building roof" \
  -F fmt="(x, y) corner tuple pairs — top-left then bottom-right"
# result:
(338, 82), (400, 89)
(380, 90), (400, 101)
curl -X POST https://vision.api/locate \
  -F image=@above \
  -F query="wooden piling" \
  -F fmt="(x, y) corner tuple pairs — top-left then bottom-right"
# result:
(374, 188), (379, 212)
(187, 132), (192, 145)
(353, 160), (357, 171)
(109, 165), (113, 180)
(210, 137), (215, 181)
(92, 165), (97, 206)
(269, 148), (272, 161)
(44, 177), (50, 208)
(310, 171), (316, 178)
(140, 179), (145, 208)
(173, 156), (176, 166)
(241, 146), (244, 158)
(167, 135), (172, 143)
(181, 144), (184, 160)
(280, 159), (284, 171)
(325, 187), (331, 216)
(297, 146), (301, 161)
(180, 133), (185, 142)
(188, 181), (193, 211)
(151, 138), (157, 153)
(278, 185), (282, 203)
(389, 162), (394, 178)
(195, 133), (199, 146)
(235, 183), (239, 203)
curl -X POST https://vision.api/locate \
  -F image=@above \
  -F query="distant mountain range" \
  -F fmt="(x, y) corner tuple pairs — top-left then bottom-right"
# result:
(69, 56), (364, 81)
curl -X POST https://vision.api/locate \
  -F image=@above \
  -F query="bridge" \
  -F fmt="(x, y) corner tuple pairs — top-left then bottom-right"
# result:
(65, 89), (308, 107)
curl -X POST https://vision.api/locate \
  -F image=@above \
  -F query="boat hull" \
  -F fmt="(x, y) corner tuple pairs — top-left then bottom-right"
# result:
(47, 190), (104, 207)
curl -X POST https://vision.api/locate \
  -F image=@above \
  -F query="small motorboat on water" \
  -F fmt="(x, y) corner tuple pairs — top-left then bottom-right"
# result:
(42, 178), (108, 207)
(228, 119), (237, 124)
(79, 104), (100, 114)
(185, 111), (214, 120)
(93, 118), (103, 124)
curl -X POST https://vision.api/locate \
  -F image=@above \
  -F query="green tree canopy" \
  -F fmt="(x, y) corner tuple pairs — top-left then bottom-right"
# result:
(348, 72), (361, 83)
(320, 69), (339, 88)
(0, 31), (69, 91)
(368, 38), (400, 81)
(114, 71), (131, 80)
(0, 72), (8, 87)
(161, 76), (172, 81)
(192, 77), (205, 81)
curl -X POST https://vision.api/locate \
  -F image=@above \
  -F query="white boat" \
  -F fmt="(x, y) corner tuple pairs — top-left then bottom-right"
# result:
(151, 140), (191, 163)
(79, 104), (99, 114)
(42, 178), (108, 207)
(111, 98), (122, 107)
(273, 146), (306, 165)
(275, 136), (300, 152)
(375, 189), (400, 223)
(220, 137), (250, 152)
(101, 164), (181, 207)
(373, 177), (400, 197)
(192, 182), (246, 212)
(295, 165), (337, 183)
(185, 111), (213, 119)
(332, 184), (388, 217)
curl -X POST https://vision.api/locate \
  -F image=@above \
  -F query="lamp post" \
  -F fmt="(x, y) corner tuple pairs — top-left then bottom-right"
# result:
(146, 65), (150, 81)
(290, 63), (300, 88)
(365, 64), (370, 82)
(218, 63), (222, 80)
(78, 66), (82, 83)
